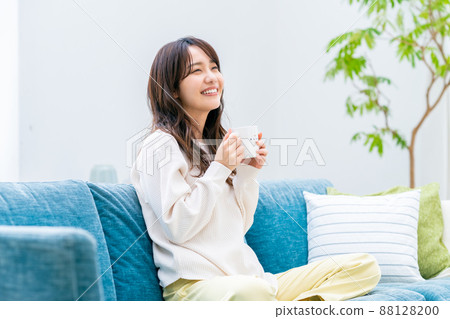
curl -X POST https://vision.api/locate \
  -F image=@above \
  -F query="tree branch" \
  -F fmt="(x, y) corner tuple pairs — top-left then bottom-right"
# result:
(426, 76), (437, 110)
(428, 1), (447, 60)
(420, 46), (435, 76)
(412, 79), (450, 154)
(430, 80), (450, 111)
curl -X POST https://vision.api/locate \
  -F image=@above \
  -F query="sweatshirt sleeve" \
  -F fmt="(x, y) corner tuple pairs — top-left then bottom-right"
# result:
(232, 163), (260, 234)
(136, 133), (232, 244)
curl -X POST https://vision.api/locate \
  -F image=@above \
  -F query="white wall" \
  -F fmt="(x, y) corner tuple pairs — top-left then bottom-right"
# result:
(0, 0), (19, 182)
(447, 91), (450, 200)
(17, 0), (448, 197)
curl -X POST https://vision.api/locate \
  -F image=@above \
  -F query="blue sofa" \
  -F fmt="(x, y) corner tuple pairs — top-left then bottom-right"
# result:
(0, 178), (449, 301)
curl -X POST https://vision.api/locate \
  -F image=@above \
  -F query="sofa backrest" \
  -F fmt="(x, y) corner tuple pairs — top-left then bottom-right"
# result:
(0, 178), (332, 301)
(0, 180), (116, 301)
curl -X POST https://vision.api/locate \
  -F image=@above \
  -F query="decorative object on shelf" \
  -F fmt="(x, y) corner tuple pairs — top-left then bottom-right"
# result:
(89, 164), (118, 183)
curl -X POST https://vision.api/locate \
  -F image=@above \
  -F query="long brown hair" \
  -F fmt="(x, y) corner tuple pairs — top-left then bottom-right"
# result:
(147, 36), (236, 186)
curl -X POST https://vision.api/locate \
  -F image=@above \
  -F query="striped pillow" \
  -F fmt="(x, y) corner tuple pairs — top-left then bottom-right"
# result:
(304, 190), (424, 283)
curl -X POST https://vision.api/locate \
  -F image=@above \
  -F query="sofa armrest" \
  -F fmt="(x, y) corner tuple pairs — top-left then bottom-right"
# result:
(0, 226), (104, 300)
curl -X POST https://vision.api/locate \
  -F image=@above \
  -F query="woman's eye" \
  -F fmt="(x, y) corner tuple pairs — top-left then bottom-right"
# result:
(192, 66), (218, 74)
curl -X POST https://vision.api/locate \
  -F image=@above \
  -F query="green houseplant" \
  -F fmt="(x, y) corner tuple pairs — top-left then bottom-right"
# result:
(325, 0), (450, 187)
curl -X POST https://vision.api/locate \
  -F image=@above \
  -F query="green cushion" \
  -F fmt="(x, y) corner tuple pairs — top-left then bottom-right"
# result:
(327, 183), (450, 279)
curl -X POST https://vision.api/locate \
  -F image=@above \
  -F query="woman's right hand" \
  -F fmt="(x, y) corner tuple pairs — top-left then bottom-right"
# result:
(214, 129), (245, 171)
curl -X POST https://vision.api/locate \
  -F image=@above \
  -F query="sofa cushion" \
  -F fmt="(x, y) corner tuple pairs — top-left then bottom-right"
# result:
(350, 278), (450, 301)
(304, 190), (423, 283)
(87, 182), (162, 301)
(328, 183), (450, 279)
(245, 178), (332, 275)
(349, 287), (426, 301)
(0, 180), (116, 300)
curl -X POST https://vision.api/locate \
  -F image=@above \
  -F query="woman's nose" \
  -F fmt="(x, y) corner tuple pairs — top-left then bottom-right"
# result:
(204, 69), (217, 83)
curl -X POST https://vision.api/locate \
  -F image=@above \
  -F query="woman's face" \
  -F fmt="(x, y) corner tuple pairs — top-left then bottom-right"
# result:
(174, 46), (224, 118)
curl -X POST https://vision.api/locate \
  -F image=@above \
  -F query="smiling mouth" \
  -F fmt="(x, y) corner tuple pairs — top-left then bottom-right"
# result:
(201, 88), (219, 96)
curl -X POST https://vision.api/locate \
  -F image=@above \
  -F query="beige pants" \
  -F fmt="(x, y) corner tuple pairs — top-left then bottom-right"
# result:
(162, 253), (381, 301)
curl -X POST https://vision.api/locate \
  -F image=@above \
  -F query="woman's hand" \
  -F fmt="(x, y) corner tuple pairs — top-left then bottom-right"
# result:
(240, 132), (267, 169)
(214, 129), (246, 171)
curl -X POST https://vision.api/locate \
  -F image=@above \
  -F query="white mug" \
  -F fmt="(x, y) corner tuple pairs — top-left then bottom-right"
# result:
(230, 125), (259, 159)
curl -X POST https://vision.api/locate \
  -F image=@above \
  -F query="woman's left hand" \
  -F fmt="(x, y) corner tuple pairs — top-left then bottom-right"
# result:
(240, 132), (267, 169)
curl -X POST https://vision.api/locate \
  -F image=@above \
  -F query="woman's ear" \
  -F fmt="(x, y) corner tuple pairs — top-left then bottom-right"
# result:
(173, 91), (179, 99)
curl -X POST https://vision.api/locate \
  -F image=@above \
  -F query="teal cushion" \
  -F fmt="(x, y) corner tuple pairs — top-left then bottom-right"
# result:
(349, 287), (426, 301)
(350, 278), (450, 301)
(0, 180), (116, 300)
(87, 182), (162, 300)
(246, 178), (332, 274)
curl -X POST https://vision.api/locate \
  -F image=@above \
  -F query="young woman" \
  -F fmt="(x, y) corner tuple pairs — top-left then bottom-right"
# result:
(130, 36), (381, 301)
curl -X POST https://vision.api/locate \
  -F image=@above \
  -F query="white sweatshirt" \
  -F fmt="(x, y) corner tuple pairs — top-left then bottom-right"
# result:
(130, 129), (278, 293)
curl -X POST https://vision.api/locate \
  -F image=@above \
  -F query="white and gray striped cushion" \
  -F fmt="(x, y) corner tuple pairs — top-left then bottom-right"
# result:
(304, 190), (424, 283)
